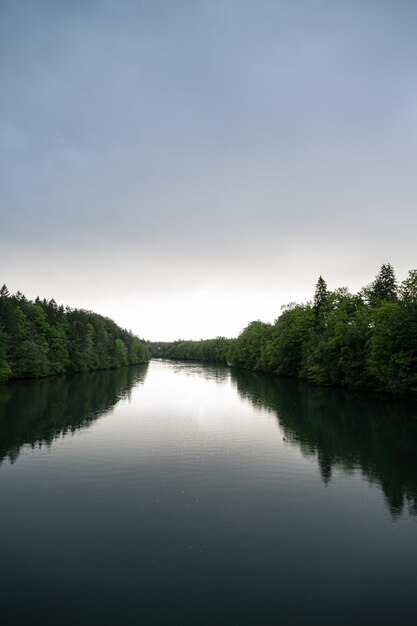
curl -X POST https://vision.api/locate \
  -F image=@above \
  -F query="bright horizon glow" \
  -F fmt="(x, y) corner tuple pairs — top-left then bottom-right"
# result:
(1, 1), (416, 340)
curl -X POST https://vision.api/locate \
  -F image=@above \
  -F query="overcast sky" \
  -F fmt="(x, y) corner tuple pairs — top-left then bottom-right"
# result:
(1, 0), (416, 340)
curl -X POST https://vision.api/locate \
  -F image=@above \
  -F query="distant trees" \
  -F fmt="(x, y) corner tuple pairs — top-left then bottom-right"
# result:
(149, 337), (233, 363)
(0, 286), (149, 381)
(151, 265), (417, 397)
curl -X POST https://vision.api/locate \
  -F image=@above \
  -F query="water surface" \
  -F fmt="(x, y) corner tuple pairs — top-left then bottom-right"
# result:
(1, 360), (417, 625)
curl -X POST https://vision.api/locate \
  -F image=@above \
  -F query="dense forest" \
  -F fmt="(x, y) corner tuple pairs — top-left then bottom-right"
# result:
(0, 286), (149, 381)
(148, 337), (233, 363)
(150, 264), (417, 397)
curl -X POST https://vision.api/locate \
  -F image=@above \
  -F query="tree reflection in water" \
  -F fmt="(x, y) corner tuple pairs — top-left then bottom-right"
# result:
(2, 360), (417, 518)
(0, 364), (148, 465)
(232, 369), (417, 517)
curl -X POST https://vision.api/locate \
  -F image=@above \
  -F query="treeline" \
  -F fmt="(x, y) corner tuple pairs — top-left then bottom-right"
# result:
(151, 264), (417, 397)
(0, 286), (149, 381)
(148, 337), (233, 363)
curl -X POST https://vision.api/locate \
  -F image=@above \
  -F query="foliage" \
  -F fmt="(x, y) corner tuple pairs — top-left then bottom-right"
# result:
(0, 287), (149, 381)
(228, 321), (273, 372)
(148, 337), (233, 363)
(313, 275), (329, 314)
(149, 265), (417, 397)
(263, 304), (314, 377)
(362, 262), (398, 307)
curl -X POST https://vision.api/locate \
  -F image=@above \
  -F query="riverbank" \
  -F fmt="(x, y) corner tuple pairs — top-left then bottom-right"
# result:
(148, 265), (417, 398)
(0, 286), (149, 382)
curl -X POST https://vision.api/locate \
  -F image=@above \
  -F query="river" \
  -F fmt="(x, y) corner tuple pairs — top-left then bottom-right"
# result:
(1, 359), (417, 625)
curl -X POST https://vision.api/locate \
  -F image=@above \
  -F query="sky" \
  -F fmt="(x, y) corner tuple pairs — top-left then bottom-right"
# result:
(1, 0), (417, 340)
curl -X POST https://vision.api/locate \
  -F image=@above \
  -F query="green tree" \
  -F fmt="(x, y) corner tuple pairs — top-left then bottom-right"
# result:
(303, 289), (369, 387)
(0, 325), (11, 381)
(400, 269), (417, 303)
(364, 263), (398, 307)
(229, 321), (273, 371)
(313, 276), (329, 313)
(0, 288), (148, 381)
(114, 338), (129, 367)
(14, 339), (50, 378)
(48, 322), (70, 374)
(263, 304), (313, 377)
(367, 300), (416, 395)
(0, 284), (10, 298)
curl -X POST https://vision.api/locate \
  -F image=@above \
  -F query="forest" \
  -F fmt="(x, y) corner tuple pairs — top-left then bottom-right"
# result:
(0, 286), (149, 381)
(150, 264), (417, 397)
(148, 336), (233, 363)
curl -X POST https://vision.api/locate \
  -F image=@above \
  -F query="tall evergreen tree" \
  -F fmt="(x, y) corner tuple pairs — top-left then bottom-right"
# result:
(313, 276), (329, 313)
(0, 284), (10, 298)
(365, 263), (398, 307)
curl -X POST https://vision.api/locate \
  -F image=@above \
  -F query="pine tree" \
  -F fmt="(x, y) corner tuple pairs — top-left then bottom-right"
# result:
(365, 263), (398, 307)
(0, 284), (10, 298)
(313, 276), (329, 312)
(400, 269), (417, 303)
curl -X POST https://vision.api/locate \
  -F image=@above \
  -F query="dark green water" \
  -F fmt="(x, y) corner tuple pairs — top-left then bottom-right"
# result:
(1, 360), (417, 625)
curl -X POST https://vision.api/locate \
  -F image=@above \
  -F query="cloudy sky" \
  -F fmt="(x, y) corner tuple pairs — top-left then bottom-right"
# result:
(1, 0), (416, 340)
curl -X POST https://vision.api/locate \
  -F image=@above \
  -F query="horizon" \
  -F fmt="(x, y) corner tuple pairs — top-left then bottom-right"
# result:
(1, 261), (410, 343)
(2, 1), (416, 341)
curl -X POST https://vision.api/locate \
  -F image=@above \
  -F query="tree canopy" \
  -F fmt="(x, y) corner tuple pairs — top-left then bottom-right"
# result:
(0, 287), (149, 381)
(151, 265), (417, 397)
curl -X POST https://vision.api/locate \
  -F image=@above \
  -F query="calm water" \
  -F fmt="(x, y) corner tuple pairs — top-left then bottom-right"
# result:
(1, 360), (417, 625)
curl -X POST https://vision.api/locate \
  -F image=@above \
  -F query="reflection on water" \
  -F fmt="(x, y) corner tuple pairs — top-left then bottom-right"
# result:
(2, 360), (417, 518)
(0, 364), (148, 465)
(1, 360), (417, 625)
(168, 359), (230, 382)
(232, 369), (417, 517)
